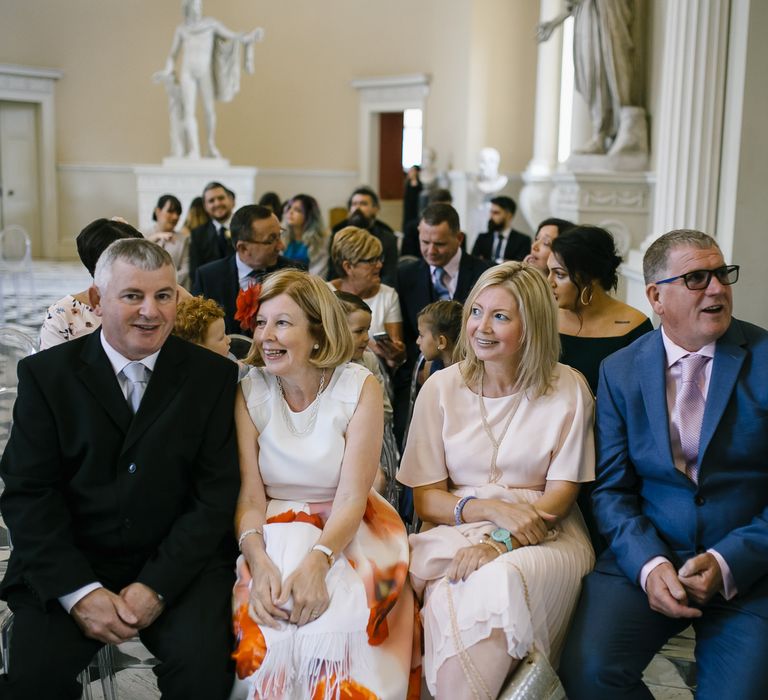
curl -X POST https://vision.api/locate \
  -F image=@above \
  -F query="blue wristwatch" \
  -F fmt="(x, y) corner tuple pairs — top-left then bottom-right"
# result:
(491, 528), (514, 552)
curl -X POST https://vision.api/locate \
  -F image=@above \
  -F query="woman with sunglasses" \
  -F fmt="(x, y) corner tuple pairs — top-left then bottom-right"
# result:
(329, 227), (405, 368)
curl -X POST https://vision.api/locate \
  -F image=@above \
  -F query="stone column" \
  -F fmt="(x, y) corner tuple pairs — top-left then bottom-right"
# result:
(624, 0), (731, 314)
(519, 0), (567, 229)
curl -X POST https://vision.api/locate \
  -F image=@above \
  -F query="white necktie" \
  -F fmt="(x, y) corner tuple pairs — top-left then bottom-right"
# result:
(122, 361), (151, 414)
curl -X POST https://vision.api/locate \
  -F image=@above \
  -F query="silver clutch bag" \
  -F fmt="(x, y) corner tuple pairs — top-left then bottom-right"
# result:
(497, 647), (565, 700)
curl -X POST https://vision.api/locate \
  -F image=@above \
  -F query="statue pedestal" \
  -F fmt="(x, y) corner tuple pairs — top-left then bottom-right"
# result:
(133, 161), (258, 231)
(549, 170), (655, 303)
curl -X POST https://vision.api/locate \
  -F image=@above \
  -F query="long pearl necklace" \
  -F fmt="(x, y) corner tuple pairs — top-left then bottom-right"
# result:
(276, 370), (327, 437)
(477, 368), (523, 483)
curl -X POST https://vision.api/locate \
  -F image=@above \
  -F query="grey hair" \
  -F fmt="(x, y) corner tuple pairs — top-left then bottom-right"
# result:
(94, 238), (176, 290)
(643, 229), (719, 283)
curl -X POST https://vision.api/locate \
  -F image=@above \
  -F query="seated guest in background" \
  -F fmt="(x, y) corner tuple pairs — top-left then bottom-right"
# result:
(257, 191), (283, 217)
(328, 226), (405, 369)
(398, 262), (595, 699)
(335, 290), (400, 506)
(560, 229), (768, 700)
(548, 225), (653, 395)
(180, 195), (210, 237)
(401, 187), (453, 258)
(143, 193), (190, 288)
(402, 164), (423, 231)
(193, 204), (305, 336)
(547, 225), (652, 553)
(471, 195), (531, 263)
(40, 218), (142, 349)
(394, 203), (491, 444)
(416, 299), (463, 381)
(188, 180), (236, 282)
(231, 270), (415, 700)
(328, 186), (399, 286)
(524, 216), (575, 275)
(1, 238), (240, 698)
(174, 295), (249, 380)
(282, 193), (330, 277)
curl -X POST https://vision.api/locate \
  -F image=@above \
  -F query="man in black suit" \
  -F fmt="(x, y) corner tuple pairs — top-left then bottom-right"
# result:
(471, 195), (531, 264)
(394, 203), (492, 442)
(0, 239), (240, 699)
(328, 186), (399, 286)
(188, 181), (236, 282)
(193, 204), (306, 336)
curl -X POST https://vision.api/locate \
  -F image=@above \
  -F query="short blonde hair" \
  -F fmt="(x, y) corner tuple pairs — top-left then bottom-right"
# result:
(331, 226), (383, 278)
(458, 262), (560, 398)
(174, 296), (225, 345)
(245, 269), (354, 368)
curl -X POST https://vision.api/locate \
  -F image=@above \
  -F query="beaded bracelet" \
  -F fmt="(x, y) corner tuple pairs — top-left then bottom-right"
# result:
(482, 536), (506, 556)
(454, 495), (476, 526)
(237, 527), (263, 551)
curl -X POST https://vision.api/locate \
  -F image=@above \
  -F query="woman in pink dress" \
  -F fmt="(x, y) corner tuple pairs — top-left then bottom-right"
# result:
(398, 261), (595, 699)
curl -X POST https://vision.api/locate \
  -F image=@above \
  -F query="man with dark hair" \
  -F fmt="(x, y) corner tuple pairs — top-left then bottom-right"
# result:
(188, 180), (236, 281)
(394, 203), (491, 443)
(400, 187), (454, 259)
(0, 238), (240, 698)
(193, 204), (305, 335)
(560, 229), (768, 699)
(328, 186), (398, 286)
(471, 195), (531, 263)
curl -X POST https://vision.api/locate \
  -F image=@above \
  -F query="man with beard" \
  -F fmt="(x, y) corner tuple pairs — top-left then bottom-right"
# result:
(471, 195), (531, 264)
(328, 186), (398, 286)
(188, 181), (236, 281)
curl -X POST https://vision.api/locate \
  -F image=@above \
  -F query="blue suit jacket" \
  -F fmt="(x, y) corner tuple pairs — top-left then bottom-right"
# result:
(593, 319), (768, 614)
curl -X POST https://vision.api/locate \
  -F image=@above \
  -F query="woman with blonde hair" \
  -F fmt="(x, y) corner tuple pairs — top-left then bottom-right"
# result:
(398, 261), (595, 699)
(231, 269), (415, 699)
(329, 226), (405, 369)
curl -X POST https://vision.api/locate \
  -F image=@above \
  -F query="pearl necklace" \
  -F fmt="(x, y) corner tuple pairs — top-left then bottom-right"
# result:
(276, 370), (327, 437)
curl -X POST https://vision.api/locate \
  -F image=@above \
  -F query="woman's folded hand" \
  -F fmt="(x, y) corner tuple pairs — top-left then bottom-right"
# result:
(247, 554), (289, 629)
(276, 553), (331, 627)
(486, 500), (548, 545)
(446, 543), (500, 582)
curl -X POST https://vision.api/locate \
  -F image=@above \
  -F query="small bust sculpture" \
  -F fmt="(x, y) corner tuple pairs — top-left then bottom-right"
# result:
(476, 147), (508, 195)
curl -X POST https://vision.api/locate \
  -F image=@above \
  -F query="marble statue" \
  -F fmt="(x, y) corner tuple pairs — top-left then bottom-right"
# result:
(476, 147), (508, 194)
(538, 0), (647, 158)
(154, 0), (264, 159)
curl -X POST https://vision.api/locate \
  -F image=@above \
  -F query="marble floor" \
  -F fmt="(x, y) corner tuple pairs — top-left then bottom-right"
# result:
(1, 260), (695, 698)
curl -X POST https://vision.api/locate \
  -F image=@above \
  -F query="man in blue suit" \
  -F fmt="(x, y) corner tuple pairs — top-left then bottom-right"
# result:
(560, 229), (768, 700)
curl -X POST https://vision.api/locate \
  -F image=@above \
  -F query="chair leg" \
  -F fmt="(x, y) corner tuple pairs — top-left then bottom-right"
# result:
(97, 644), (120, 700)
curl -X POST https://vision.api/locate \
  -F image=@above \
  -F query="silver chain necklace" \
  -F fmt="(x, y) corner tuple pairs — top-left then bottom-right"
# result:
(477, 367), (523, 483)
(276, 370), (327, 437)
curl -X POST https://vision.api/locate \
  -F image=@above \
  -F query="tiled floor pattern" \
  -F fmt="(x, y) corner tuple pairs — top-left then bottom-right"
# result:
(1, 260), (695, 698)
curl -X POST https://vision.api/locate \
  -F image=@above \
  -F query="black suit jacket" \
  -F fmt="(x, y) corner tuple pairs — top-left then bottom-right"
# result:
(0, 332), (240, 609)
(471, 229), (531, 263)
(397, 251), (492, 361)
(328, 218), (399, 287)
(189, 221), (234, 283)
(193, 255), (306, 336)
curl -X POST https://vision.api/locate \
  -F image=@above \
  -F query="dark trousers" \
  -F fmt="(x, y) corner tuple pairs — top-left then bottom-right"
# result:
(0, 562), (235, 700)
(560, 568), (768, 700)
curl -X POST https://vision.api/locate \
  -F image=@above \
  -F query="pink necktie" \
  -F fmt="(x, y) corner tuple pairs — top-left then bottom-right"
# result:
(675, 353), (710, 483)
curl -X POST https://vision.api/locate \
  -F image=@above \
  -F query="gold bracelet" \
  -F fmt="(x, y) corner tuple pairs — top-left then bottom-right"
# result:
(482, 536), (506, 556)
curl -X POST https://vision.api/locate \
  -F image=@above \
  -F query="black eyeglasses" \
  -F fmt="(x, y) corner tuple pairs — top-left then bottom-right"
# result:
(654, 264), (740, 290)
(356, 255), (384, 265)
(244, 229), (285, 246)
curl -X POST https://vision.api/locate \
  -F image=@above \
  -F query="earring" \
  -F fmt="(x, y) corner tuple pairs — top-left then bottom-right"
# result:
(580, 286), (593, 306)
(437, 344), (445, 351)
(313, 343), (319, 350)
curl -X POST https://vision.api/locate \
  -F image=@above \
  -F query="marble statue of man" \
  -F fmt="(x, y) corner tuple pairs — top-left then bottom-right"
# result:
(155, 0), (264, 159)
(476, 147), (508, 195)
(538, 0), (645, 156)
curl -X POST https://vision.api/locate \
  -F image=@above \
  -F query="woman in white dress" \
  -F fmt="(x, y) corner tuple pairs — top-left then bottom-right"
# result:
(231, 270), (415, 700)
(398, 261), (595, 699)
(328, 227), (405, 370)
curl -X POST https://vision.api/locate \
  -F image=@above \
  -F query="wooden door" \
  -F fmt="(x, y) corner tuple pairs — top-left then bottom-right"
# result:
(378, 112), (404, 200)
